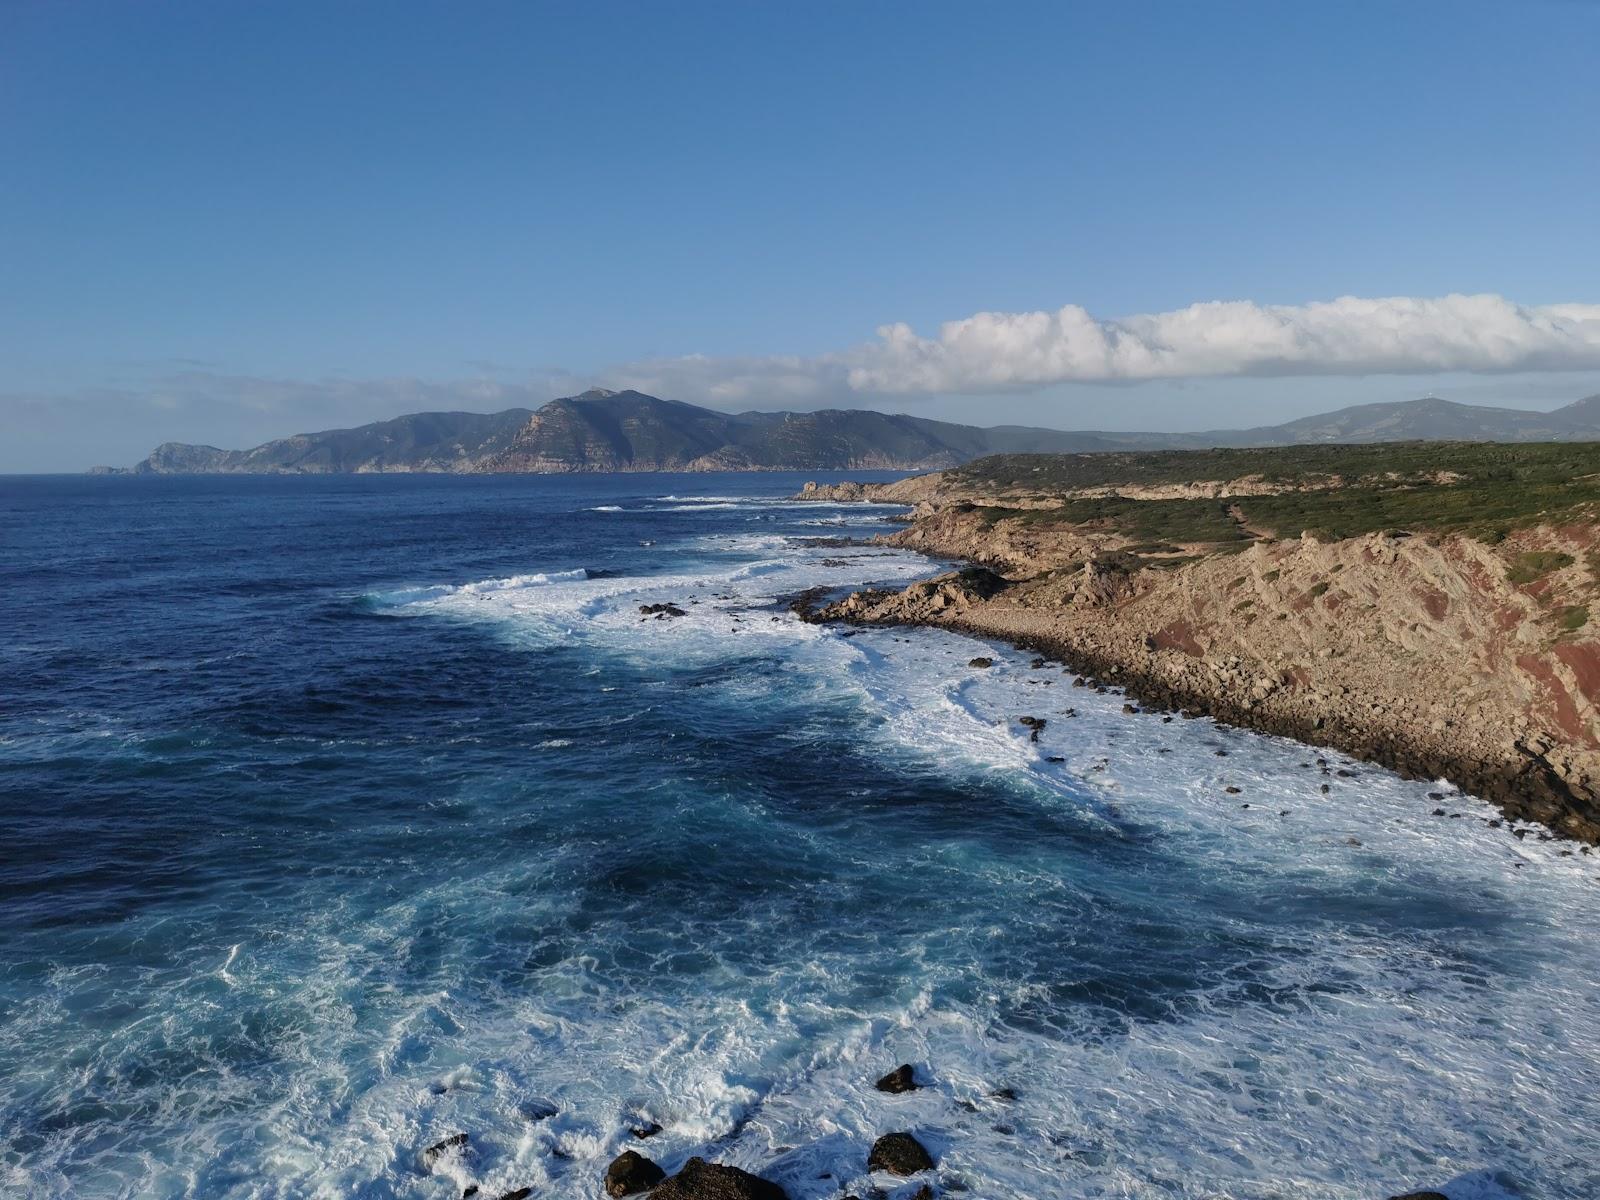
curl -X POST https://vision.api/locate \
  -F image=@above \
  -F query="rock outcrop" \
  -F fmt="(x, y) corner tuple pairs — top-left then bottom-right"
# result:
(868, 1131), (935, 1175)
(874, 1064), (920, 1094)
(808, 463), (1600, 841)
(604, 1150), (666, 1196)
(650, 1157), (788, 1200)
(420, 1133), (469, 1171)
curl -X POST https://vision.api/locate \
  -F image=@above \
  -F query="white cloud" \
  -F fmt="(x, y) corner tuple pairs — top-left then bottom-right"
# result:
(605, 293), (1600, 401)
(12, 291), (1600, 470)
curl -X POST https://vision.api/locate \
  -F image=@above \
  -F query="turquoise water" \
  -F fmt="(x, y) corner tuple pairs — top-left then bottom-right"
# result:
(2, 473), (1597, 1200)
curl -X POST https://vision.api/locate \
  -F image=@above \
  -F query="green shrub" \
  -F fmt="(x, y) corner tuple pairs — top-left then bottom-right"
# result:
(1507, 551), (1575, 586)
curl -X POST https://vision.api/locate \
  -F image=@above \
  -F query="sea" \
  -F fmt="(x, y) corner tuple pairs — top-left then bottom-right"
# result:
(2, 472), (1599, 1200)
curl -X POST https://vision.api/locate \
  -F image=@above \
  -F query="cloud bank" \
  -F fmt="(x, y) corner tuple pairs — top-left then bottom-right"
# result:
(605, 293), (1600, 402)
(12, 292), (1600, 471)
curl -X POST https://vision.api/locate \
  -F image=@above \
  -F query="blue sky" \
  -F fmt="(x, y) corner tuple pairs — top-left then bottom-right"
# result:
(4, 0), (1600, 470)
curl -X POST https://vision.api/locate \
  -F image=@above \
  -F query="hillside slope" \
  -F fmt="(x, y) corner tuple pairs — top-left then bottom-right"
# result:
(98, 392), (1600, 475)
(103, 389), (1109, 475)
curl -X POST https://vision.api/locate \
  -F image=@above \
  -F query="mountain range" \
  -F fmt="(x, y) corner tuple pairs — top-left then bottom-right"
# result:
(97, 389), (1600, 475)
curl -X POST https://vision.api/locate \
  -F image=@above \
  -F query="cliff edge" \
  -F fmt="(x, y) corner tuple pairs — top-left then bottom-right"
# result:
(798, 441), (1600, 840)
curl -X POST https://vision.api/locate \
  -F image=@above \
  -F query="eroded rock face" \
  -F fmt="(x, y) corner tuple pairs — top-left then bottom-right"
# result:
(650, 1156), (788, 1200)
(817, 569), (1010, 626)
(809, 495), (1600, 840)
(868, 1131), (935, 1176)
(795, 475), (948, 505)
(604, 1150), (666, 1196)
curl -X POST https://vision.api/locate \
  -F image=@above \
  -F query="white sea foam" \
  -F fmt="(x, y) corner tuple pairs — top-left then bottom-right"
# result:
(55, 528), (1589, 1200)
(367, 537), (1600, 1198)
(371, 569), (591, 608)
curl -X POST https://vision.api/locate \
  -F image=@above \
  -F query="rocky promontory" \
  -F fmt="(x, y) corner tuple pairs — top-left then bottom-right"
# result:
(798, 441), (1600, 840)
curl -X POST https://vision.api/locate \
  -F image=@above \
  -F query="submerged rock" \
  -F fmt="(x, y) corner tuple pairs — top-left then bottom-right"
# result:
(630, 1121), (663, 1139)
(421, 1133), (469, 1172)
(498, 1189), (533, 1200)
(651, 1156), (788, 1200)
(875, 1063), (920, 1093)
(868, 1131), (935, 1175)
(604, 1150), (666, 1196)
(1387, 1192), (1449, 1200)
(968, 657), (993, 669)
(640, 603), (688, 619)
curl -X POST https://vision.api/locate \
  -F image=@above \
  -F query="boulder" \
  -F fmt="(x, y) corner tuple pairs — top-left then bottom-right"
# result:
(640, 603), (688, 619)
(499, 1190), (534, 1200)
(968, 657), (993, 669)
(650, 1156), (788, 1200)
(874, 1064), (920, 1093)
(604, 1150), (666, 1197)
(1387, 1193), (1449, 1200)
(421, 1133), (469, 1172)
(868, 1131), (935, 1176)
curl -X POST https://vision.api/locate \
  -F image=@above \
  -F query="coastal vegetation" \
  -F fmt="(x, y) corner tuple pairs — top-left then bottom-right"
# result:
(947, 441), (1600, 546)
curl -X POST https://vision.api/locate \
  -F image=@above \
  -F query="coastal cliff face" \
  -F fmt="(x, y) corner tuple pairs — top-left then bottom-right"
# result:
(799, 446), (1600, 840)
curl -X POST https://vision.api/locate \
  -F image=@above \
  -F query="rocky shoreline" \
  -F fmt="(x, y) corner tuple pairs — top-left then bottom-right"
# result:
(800, 578), (1590, 844)
(795, 474), (1600, 844)
(418, 1059), (1455, 1200)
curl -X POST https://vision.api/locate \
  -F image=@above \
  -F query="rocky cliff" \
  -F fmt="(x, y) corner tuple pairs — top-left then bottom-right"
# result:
(799, 443), (1600, 840)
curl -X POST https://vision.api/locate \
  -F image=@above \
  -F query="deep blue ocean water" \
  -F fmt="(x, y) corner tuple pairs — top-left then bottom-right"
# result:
(3, 473), (1599, 1200)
